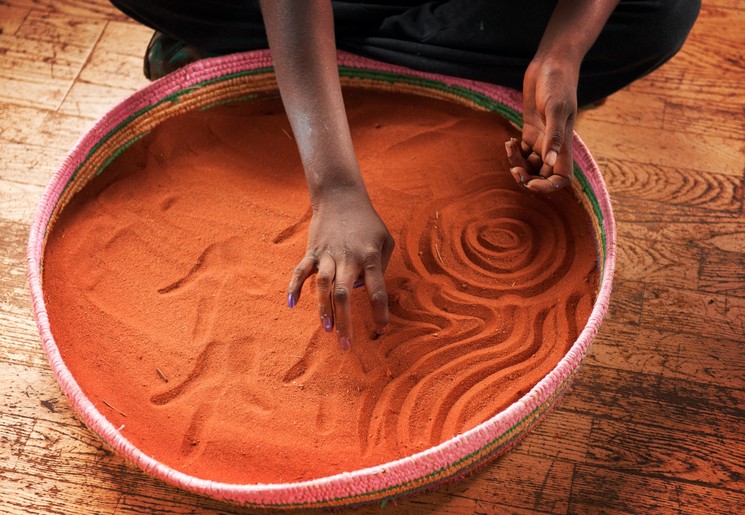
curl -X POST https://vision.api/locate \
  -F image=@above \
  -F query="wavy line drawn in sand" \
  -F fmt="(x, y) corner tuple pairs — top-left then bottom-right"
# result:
(356, 175), (585, 457)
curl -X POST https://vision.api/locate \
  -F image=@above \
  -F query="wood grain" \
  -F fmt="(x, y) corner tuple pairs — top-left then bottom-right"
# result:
(0, 5), (29, 36)
(569, 465), (745, 514)
(590, 321), (745, 388)
(1, 1), (744, 513)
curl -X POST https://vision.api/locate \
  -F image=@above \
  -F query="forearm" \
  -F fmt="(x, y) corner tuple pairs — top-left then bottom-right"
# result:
(260, 0), (365, 204)
(536, 0), (620, 64)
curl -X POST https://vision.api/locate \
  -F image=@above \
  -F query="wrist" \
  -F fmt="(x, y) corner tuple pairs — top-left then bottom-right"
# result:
(532, 45), (583, 72)
(308, 170), (369, 207)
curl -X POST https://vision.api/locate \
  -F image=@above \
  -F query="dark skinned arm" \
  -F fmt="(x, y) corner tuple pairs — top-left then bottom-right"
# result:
(260, 0), (394, 351)
(507, 0), (621, 193)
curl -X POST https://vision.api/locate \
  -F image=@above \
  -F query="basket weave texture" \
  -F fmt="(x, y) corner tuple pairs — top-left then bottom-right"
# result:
(27, 50), (616, 510)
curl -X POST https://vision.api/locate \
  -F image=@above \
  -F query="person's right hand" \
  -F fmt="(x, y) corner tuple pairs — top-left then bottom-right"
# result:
(287, 189), (395, 352)
(506, 55), (578, 193)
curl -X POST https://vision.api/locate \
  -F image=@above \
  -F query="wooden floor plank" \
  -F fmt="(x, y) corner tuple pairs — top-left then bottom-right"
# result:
(600, 158), (743, 215)
(3, 0), (128, 21)
(513, 410), (593, 464)
(604, 280), (644, 326)
(617, 219), (745, 252)
(0, 179), (45, 223)
(569, 465), (745, 514)
(0, 103), (93, 150)
(663, 98), (745, 141)
(699, 247), (745, 297)
(0, 5), (29, 36)
(585, 417), (745, 491)
(615, 236), (701, 290)
(0, 414), (35, 473)
(577, 120), (744, 177)
(77, 21), (151, 91)
(564, 365), (745, 442)
(641, 284), (745, 342)
(576, 89), (665, 131)
(15, 10), (105, 48)
(58, 79), (141, 119)
(96, 20), (154, 58)
(0, 33), (91, 109)
(452, 452), (576, 514)
(590, 320), (745, 389)
(0, 141), (68, 186)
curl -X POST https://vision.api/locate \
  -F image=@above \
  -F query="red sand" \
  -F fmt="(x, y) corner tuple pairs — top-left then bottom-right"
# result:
(43, 89), (598, 484)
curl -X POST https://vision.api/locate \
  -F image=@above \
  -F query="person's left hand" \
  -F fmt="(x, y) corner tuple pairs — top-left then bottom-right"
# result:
(287, 188), (394, 351)
(506, 55), (578, 193)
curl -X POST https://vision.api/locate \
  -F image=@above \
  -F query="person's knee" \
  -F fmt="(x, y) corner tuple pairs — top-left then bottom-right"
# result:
(635, 0), (701, 65)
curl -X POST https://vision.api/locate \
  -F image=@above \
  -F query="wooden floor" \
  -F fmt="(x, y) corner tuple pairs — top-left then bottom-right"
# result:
(1, 1), (743, 513)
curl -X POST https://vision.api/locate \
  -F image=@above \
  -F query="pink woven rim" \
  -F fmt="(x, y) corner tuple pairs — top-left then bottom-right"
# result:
(27, 49), (616, 507)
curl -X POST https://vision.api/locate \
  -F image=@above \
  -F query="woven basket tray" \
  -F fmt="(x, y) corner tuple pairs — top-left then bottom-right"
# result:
(27, 50), (616, 510)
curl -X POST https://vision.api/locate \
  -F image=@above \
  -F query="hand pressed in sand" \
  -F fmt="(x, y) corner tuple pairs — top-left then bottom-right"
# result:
(261, 0), (396, 350)
(287, 190), (394, 351)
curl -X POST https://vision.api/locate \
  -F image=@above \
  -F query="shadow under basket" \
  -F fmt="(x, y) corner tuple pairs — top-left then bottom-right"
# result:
(27, 50), (616, 510)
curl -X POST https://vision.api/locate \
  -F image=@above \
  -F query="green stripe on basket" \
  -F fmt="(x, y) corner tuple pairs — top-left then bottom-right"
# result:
(198, 93), (259, 111)
(94, 133), (147, 177)
(61, 68), (275, 191)
(339, 66), (522, 126)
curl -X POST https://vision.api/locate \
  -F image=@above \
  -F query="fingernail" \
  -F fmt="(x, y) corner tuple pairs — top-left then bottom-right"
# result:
(504, 141), (513, 157)
(323, 315), (333, 332)
(545, 150), (557, 167)
(376, 327), (387, 336)
(287, 293), (296, 309)
(353, 279), (365, 289)
(339, 336), (351, 352)
(511, 168), (525, 184)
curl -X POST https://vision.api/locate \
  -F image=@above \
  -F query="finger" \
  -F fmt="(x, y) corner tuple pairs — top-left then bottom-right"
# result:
(547, 173), (571, 190)
(510, 167), (529, 186)
(333, 262), (358, 351)
(541, 101), (573, 172)
(362, 254), (390, 336)
(552, 125), (576, 184)
(380, 234), (395, 272)
(525, 174), (570, 193)
(505, 139), (531, 185)
(316, 253), (335, 332)
(506, 138), (530, 167)
(539, 161), (554, 178)
(527, 152), (543, 171)
(288, 254), (317, 308)
(520, 139), (532, 156)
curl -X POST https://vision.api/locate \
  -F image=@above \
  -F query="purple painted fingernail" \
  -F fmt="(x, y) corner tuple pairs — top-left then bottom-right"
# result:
(339, 336), (351, 352)
(323, 316), (333, 332)
(353, 279), (365, 289)
(287, 293), (296, 309)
